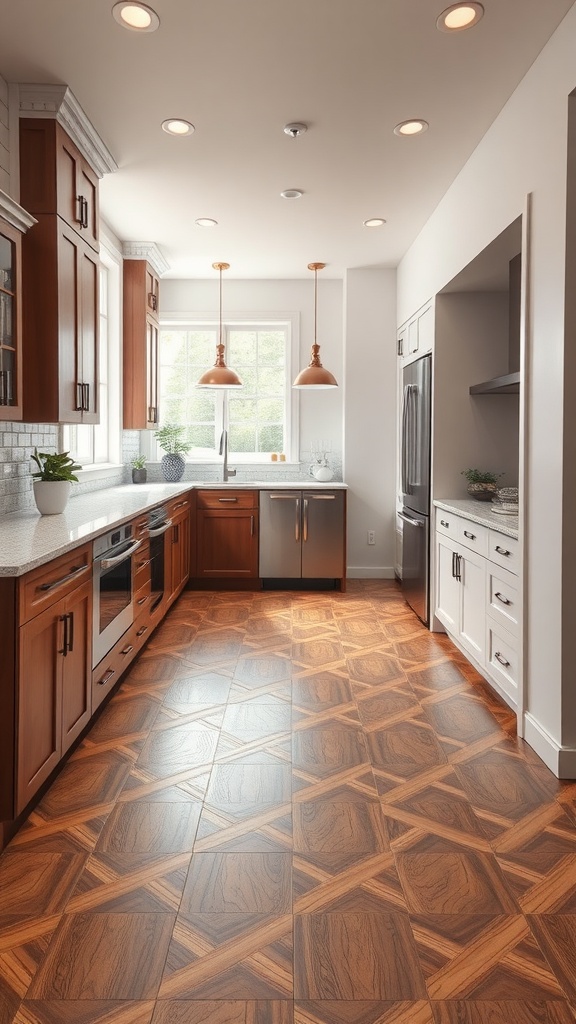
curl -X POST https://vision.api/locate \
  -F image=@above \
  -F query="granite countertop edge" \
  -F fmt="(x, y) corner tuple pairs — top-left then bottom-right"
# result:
(0, 481), (348, 577)
(433, 498), (519, 539)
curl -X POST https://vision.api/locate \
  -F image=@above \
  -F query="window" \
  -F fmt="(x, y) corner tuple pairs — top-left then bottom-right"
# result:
(62, 243), (121, 470)
(154, 317), (298, 461)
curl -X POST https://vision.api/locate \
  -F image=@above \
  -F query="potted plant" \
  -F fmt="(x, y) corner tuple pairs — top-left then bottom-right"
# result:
(461, 467), (503, 501)
(154, 424), (191, 482)
(31, 448), (82, 515)
(131, 454), (147, 484)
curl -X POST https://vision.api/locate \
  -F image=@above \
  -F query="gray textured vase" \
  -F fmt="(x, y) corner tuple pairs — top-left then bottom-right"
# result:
(161, 453), (185, 482)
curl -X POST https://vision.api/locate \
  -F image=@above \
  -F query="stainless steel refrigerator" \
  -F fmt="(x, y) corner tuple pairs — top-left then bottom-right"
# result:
(400, 353), (431, 624)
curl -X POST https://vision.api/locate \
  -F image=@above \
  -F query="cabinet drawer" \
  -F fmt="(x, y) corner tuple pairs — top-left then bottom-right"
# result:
(457, 519), (488, 556)
(134, 542), (151, 590)
(487, 563), (520, 636)
(488, 531), (520, 575)
(134, 576), (152, 616)
(196, 489), (256, 509)
(486, 622), (518, 702)
(167, 494), (192, 518)
(19, 544), (93, 623)
(436, 510), (459, 540)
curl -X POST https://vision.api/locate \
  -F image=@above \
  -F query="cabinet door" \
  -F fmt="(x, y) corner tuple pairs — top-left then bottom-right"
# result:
(197, 509), (258, 578)
(147, 317), (159, 427)
(146, 266), (160, 321)
(169, 511), (191, 602)
(17, 602), (64, 813)
(302, 492), (345, 578)
(123, 261), (160, 429)
(57, 222), (99, 423)
(56, 124), (99, 251)
(61, 579), (92, 753)
(79, 241), (99, 422)
(0, 220), (23, 420)
(459, 547), (486, 662)
(435, 533), (460, 634)
(259, 491), (301, 578)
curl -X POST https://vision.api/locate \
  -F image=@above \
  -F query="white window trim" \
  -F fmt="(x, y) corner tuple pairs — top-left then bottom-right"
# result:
(144, 310), (300, 464)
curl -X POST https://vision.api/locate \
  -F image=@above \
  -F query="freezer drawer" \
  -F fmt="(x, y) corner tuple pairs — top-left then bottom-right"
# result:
(399, 507), (429, 624)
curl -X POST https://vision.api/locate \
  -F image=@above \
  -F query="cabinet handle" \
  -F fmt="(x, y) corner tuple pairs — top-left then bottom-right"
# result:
(250, 514), (254, 537)
(148, 292), (157, 311)
(75, 382), (83, 411)
(452, 552), (462, 582)
(494, 651), (511, 668)
(38, 563), (89, 592)
(121, 645), (134, 656)
(137, 522), (149, 535)
(494, 591), (511, 606)
(59, 613), (68, 656)
(136, 626), (148, 638)
(67, 611), (74, 653)
(83, 382), (90, 411)
(98, 668), (115, 686)
(303, 497), (309, 543)
(0, 370), (11, 405)
(137, 595), (148, 606)
(463, 530), (476, 540)
(397, 337), (403, 356)
(173, 500), (189, 510)
(218, 497), (238, 503)
(295, 496), (300, 542)
(440, 519), (449, 528)
(137, 558), (152, 570)
(76, 195), (84, 226)
(495, 545), (511, 557)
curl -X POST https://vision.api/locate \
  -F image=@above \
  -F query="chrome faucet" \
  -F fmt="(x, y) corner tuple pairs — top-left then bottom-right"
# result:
(219, 428), (236, 482)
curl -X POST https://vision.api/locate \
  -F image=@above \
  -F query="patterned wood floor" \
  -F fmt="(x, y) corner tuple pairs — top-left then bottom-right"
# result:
(3, 580), (576, 1024)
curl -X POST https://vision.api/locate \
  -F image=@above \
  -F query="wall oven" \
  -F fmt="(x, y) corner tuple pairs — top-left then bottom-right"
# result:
(148, 506), (172, 612)
(92, 525), (142, 667)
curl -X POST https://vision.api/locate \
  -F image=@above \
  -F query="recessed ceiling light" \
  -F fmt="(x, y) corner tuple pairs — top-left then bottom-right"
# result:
(195, 218), (218, 227)
(283, 123), (308, 138)
(437, 3), (484, 31)
(394, 119), (429, 137)
(112, 2), (160, 31)
(363, 218), (386, 228)
(161, 119), (195, 136)
(280, 189), (303, 199)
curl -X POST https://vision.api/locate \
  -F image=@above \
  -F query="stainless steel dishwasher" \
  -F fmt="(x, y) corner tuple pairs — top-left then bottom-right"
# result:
(259, 489), (345, 579)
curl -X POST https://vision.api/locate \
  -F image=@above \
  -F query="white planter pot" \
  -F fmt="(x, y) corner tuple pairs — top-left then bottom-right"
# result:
(33, 480), (72, 515)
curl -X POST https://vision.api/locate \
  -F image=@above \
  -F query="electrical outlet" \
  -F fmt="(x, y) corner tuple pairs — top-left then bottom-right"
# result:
(367, 530), (375, 545)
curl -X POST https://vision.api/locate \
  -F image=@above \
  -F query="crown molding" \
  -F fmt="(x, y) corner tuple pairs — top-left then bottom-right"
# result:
(0, 189), (37, 232)
(18, 83), (117, 178)
(121, 241), (170, 277)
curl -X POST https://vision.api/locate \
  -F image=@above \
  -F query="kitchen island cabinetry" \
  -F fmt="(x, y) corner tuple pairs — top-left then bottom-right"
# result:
(195, 490), (259, 580)
(123, 259), (161, 429)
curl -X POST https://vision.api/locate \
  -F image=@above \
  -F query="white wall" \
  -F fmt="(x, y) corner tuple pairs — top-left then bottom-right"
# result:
(343, 268), (397, 576)
(0, 75), (10, 194)
(397, 5), (576, 772)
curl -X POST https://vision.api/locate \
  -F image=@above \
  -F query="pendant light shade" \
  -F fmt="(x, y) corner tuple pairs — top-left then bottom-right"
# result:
(293, 263), (338, 389)
(196, 262), (243, 388)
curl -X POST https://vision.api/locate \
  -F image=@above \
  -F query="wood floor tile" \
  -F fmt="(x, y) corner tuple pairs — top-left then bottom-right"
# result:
(84, 695), (161, 746)
(346, 651), (406, 687)
(29, 913), (175, 999)
(35, 752), (134, 820)
(67, 852), (190, 913)
(95, 802), (201, 854)
(182, 628), (245, 667)
(0, 852), (86, 918)
(528, 915), (576, 999)
(356, 690), (420, 727)
(14, 1001), (156, 1024)
(181, 853), (291, 915)
(367, 721), (447, 778)
(455, 750), (558, 834)
(422, 694), (502, 745)
(292, 675), (354, 713)
(207, 765), (292, 805)
(136, 724), (219, 777)
(291, 639), (345, 671)
(293, 851), (407, 915)
(394, 850), (518, 914)
(162, 674), (233, 709)
(234, 655), (292, 685)
(220, 705), (292, 741)
(152, 1001), (247, 1024)
(430, 1002), (576, 1024)
(294, 913), (426, 999)
(293, 801), (389, 853)
(294, 1002), (435, 1024)
(292, 729), (369, 777)
(195, 805), (292, 854)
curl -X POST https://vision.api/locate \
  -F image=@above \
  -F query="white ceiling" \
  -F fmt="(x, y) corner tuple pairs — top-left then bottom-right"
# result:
(0, 0), (574, 279)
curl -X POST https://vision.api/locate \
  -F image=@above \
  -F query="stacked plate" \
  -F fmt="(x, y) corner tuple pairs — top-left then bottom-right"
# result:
(491, 486), (519, 516)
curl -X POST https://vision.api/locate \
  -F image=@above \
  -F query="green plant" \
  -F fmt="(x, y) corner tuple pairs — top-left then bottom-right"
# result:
(461, 468), (503, 485)
(131, 454), (147, 469)
(154, 423), (191, 456)
(31, 448), (82, 482)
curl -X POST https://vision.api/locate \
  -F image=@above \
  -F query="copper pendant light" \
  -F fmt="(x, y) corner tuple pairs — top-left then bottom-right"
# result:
(196, 262), (243, 388)
(293, 262), (338, 388)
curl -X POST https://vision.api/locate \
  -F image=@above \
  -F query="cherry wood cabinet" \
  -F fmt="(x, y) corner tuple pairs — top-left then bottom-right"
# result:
(195, 490), (259, 579)
(123, 260), (161, 429)
(0, 218), (23, 420)
(20, 118), (99, 252)
(167, 495), (192, 604)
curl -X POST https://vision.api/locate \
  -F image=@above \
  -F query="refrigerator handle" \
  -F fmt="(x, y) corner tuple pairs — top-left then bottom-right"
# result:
(410, 384), (418, 490)
(401, 384), (409, 494)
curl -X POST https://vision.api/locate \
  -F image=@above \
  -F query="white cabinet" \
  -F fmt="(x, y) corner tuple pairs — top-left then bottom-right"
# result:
(397, 300), (434, 366)
(434, 508), (520, 709)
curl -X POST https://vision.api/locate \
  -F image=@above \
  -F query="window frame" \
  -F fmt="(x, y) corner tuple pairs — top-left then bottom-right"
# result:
(147, 311), (300, 464)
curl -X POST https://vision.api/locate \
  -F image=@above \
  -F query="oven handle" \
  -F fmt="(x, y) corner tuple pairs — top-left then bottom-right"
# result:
(148, 519), (173, 537)
(99, 538), (143, 570)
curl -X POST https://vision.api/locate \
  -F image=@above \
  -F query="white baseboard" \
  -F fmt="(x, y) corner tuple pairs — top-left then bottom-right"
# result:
(347, 566), (396, 579)
(523, 713), (576, 778)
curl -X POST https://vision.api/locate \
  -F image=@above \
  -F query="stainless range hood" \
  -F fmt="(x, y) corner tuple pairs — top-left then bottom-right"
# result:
(469, 253), (521, 395)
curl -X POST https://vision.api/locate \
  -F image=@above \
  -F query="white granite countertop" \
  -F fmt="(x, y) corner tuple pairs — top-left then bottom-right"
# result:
(433, 498), (519, 539)
(0, 481), (347, 577)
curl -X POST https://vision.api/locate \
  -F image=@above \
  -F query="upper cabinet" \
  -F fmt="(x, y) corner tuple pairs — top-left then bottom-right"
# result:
(122, 246), (168, 430)
(0, 194), (36, 421)
(397, 300), (434, 366)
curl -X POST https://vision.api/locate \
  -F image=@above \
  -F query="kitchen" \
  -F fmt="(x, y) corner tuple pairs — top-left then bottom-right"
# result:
(1, 1), (576, 1019)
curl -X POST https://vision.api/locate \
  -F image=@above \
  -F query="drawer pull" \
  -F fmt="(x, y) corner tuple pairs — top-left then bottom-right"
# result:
(440, 519), (449, 528)
(463, 530), (476, 540)
(137, 558), (152, 570)
(495, 591), (511, 606)
(137, 596), (148, 606)
(121, 645), (134, 656)
(494, 651), (511, 668)
(136, 626), (148, 638)
(218, 497), (238, 503)
(98, 668), (115, 686)
(495, 545), (511, 557)
(38, 563), (89, 592)
(173, 500), (189, 510)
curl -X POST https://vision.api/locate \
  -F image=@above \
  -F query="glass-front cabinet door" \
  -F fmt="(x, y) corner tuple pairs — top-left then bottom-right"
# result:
(0, 219), (22, 419)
